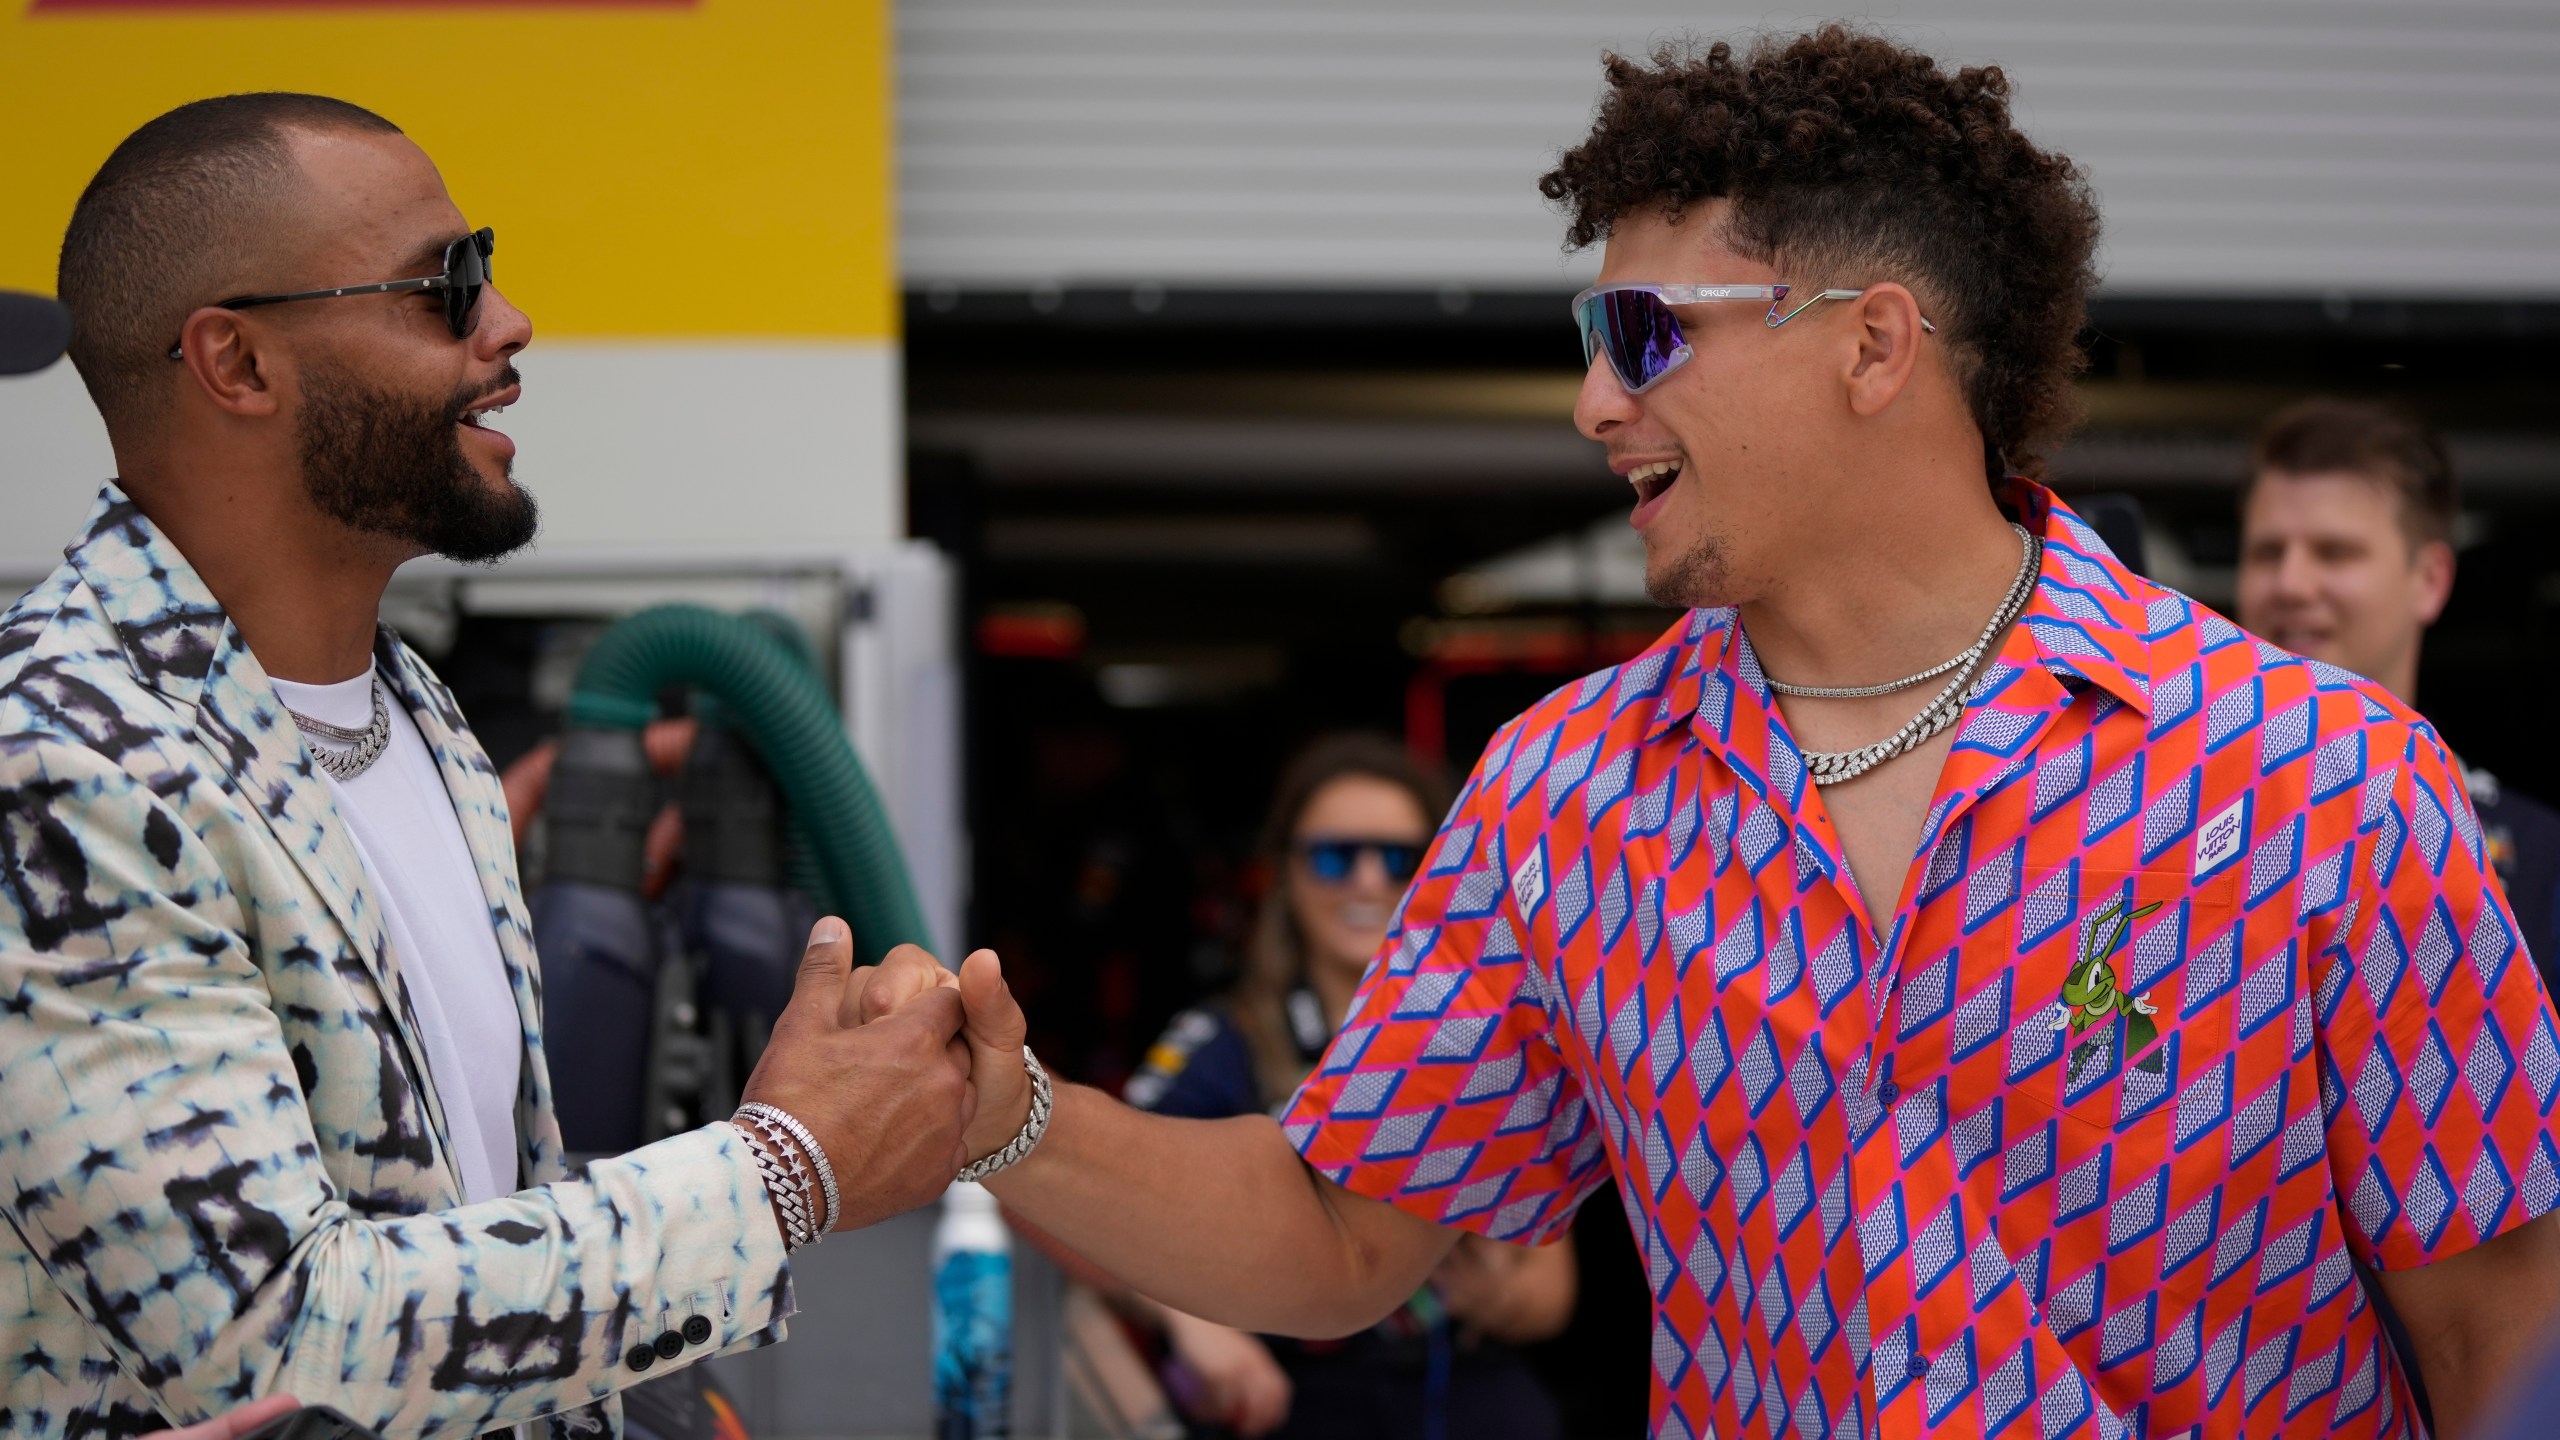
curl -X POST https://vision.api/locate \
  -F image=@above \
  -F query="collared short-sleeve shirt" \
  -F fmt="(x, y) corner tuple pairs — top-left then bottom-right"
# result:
(1284, 482), (2560, 1440)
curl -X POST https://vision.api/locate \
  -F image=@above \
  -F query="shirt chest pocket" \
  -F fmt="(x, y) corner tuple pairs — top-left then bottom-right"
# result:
(2010, 866), (2240, 1136)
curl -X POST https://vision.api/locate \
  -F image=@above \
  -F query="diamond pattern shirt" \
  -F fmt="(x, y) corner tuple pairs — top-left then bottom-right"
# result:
(1283, 481), (2560, 1440)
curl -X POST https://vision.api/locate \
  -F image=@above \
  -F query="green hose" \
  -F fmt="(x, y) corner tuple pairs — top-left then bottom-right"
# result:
(695, 614), (835, 913)
(565, 603), (933, 966)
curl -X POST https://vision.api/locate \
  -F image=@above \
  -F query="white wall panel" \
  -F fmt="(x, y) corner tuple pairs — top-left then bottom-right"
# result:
(899, 0), (2560, 296)
(0, 342), (904, 583)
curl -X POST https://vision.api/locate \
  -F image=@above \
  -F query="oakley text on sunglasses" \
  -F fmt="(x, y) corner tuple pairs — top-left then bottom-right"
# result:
(167, 227), (494, 361)
(1297, 837), (1425, 886)
(1572, 282), (1938, 396)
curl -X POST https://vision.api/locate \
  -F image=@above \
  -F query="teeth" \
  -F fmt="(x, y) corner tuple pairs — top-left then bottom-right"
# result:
(1627, 459), (1684, 486)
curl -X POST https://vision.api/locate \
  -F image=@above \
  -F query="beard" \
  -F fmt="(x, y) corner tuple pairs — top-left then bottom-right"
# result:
(296, 361), (538, 563)
(1645, 529), (1730, 610)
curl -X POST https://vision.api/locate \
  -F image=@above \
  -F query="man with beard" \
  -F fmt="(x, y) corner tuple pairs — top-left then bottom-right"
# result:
(897, 29), (2560, 1440)
(0, 94), (978, 1440)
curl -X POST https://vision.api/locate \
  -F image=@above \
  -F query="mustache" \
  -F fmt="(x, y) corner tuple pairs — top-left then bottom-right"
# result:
(446, 365), (523, 419)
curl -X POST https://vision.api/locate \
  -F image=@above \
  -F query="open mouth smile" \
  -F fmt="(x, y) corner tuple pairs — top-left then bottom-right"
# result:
(1623, 456), (1686, 527)
(1628, 458), (1683, 505)
(458, 388), (515, 431)
(456, 384), (520, 461)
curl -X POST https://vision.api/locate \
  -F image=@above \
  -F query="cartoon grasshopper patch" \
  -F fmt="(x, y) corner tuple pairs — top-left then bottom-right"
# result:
(2052, 894), (2166, 1082)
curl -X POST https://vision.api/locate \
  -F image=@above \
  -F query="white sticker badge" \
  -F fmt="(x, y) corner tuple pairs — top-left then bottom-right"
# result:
(1510, 845), (1549, 916)
(2194, 795), (2247, 879)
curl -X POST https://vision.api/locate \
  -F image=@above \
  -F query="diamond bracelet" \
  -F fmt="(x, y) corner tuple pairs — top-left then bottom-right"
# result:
(955, 1047), (1053, 1184)
(736, 1102), (841, 1234)
(731, 1106), (828, 1249)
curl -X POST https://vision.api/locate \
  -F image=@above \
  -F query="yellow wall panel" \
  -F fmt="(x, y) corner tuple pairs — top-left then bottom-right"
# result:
(0, 0), (896, 339)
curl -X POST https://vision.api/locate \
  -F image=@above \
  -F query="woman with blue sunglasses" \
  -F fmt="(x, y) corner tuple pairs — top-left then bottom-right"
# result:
(1118, 734), (1577, 1440)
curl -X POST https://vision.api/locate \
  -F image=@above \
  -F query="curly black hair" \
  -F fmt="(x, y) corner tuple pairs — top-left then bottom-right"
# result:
(1539, 27), (2101, 477)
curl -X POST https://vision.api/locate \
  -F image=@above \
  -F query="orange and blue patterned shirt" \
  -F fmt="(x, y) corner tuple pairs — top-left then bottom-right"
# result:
(1285, 481), (2560, 1439)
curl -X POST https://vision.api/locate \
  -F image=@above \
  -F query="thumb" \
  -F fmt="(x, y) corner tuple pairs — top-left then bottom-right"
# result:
(788, 917), (854, 1015)
(957, 948), (1027, 1053)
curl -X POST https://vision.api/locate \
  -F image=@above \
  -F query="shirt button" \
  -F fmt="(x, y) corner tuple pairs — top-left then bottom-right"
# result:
(683, 1315), (714, 1346)
(1876, 1079), (1901, 1106)
(654, 1330), (686, 1360)
(1908, 1354), (1932, 1379)
(625, 1343), (656, 1373)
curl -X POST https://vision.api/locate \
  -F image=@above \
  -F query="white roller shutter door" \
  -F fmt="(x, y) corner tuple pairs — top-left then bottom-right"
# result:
(899, 0), (2560, 296)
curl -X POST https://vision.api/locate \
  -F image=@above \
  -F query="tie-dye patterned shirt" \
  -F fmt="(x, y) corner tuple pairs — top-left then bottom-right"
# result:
(0, 490), (792, 1440)
(1285, 481), (2560, 1440)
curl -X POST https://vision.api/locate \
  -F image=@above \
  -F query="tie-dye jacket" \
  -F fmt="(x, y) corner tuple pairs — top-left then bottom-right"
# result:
(0, 489), (793, 1440)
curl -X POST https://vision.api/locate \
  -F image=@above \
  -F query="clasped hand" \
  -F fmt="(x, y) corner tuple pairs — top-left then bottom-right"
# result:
(846, 939), (1040, 1173)
(734, 919), (1037, 1233)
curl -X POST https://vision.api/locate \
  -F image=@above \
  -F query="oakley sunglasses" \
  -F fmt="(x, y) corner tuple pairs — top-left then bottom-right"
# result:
(1298, 837), (1425, 886)
(168, 227), (494, 361)
(1572, 282), (1937, 396)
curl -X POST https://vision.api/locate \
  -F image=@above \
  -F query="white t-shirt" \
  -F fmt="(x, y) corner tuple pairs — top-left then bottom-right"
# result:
(270, 668), (523, 1205)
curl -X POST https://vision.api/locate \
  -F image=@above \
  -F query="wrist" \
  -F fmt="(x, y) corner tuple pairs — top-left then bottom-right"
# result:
(734, 1118), (813, 1249)
(956, 1046), (1053, 1183)
(732, 1103), (839, 1247)
(971, 1080), (1036, 1163)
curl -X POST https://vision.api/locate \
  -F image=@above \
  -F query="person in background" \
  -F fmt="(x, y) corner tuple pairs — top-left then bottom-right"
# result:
(2237, 397), (2560, 991)
(1123, 734), (1575, 1439)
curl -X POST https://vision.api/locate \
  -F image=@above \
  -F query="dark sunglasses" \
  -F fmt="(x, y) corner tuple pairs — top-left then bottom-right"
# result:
(168, 227), (494, 361)
(1571, 282), (1936, 395)
(1297, 837), (1425, 885)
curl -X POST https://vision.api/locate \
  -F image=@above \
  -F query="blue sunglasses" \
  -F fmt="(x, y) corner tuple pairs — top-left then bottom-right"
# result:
(1573, 282), (1937, 395)
(1298, 837), (1424, 885)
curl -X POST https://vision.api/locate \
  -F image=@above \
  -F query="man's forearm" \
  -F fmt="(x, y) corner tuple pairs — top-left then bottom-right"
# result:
(2376, 1210), (2560, 1439)
(985, 1084), (1453, 1336)
(279, 1125), (790, 1432)
(10, 1117), (787, 1437)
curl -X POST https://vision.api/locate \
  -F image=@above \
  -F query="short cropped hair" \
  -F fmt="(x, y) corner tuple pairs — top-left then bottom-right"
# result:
(2248, 397), (2456, 551)
(57, 93), (402, 433)
(1538, 26), (2102, 477)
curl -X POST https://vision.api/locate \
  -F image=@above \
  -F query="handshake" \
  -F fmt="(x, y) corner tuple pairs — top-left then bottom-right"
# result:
(731, 917), (1041, 1233)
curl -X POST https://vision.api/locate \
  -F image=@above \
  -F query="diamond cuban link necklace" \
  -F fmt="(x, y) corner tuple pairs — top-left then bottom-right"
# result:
(1777, 523), (2042, 788)
(284, 675), (393, 782)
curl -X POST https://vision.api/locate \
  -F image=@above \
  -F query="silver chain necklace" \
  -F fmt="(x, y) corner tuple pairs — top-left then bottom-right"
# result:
(1767, 524), (2037, 698)
(1779, 525), (2043, 788)
(285, 675), (392, 782)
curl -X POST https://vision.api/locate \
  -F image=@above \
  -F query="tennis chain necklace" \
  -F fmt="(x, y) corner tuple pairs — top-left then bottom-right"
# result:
(285, 675), (392, 782)
(1774, 524), (2042, 788)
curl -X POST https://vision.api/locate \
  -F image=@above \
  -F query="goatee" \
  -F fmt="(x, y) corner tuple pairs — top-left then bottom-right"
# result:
(1646, 533), (1728, 610)
(297, 361), (538, 563)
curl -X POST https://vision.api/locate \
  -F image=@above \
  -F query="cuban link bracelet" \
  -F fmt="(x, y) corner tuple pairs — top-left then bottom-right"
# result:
(955, 1047), (1053, 1184)
(732, 1111), (820, 1249)
(737, 1102), (841, 1235)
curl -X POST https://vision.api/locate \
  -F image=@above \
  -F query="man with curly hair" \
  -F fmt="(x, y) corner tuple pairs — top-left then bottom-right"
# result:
(915, 28), (2560, 1439)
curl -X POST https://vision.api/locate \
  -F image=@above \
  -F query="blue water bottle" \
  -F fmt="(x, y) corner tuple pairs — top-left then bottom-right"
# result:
(931, 1181), (1012, 1439)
